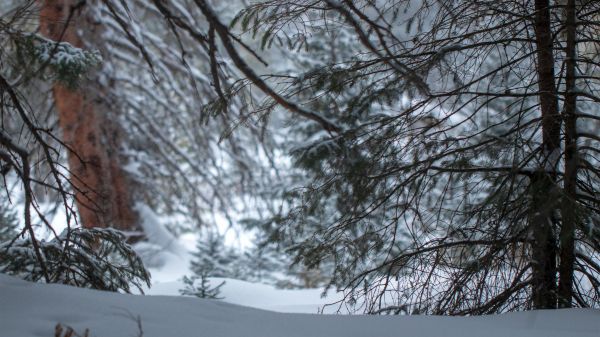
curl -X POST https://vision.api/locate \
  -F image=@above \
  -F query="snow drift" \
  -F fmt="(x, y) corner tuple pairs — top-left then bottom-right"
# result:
(0, 273), (598, 337)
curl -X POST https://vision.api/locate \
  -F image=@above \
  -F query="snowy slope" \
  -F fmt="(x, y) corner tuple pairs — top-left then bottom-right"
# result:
(148, 277), (342, 314)
(1, 273), (599, 337)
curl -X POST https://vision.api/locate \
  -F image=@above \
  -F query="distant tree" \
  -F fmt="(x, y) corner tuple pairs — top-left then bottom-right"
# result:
(189, 231), (242, 279)
(241, 243), (288, 285)
(180, 274), (225, 299)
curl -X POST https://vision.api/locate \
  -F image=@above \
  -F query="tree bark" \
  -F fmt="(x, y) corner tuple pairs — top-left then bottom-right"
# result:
(558, 0), (578, 308)
(39, 0), (142, 236)
(531, 0), (561, 309)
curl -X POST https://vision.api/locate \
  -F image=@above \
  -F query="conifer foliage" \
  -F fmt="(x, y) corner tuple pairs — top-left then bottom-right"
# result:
(3, 0), (600, 316)
(159, 0), (600, 313)
(1, 227), (150, 293)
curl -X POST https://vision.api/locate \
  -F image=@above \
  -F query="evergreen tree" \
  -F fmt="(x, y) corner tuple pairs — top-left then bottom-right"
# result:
(241, 243), (288, 285)
(181, 231), (233, 299)
(0, 1), (150, 292)
(180, 274), (225, 299)
(148, 0), (600, 313)
(231, 0), (600, 313)
(186, 231), (296, 287)
(189, 231), (241, 279)
(39, 0), (144, 234)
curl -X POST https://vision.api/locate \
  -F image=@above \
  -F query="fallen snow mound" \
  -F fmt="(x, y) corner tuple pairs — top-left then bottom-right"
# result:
(1, 273), (598, 337)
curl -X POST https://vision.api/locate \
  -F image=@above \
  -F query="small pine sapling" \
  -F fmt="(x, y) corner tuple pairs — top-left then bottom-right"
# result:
(179, 274), (225, 299)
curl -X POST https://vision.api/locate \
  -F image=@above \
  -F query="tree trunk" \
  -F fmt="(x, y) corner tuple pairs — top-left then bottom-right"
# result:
(39, 0), (142, 237)
(531, 0), (561, 309)
(558, 0), (578, 308)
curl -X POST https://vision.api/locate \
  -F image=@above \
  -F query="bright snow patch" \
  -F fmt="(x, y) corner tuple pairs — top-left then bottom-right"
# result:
(147, 277), (342, 314)
(1, 273), (599, 337)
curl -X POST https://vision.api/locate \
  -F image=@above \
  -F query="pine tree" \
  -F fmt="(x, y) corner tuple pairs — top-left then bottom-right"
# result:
(189, 231), (241, 279)
(180, 275), (225, 299)
(241, 243), (287, 285)
(39, 0), (143, 235)
(0, 1), (150, 292)
(151, 0), (600, 313)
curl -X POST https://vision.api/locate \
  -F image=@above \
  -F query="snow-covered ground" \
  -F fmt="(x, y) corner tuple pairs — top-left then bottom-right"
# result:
(138, 231), (342, 314)
(148, 277), (341, 314)
(5, 207), (597, 336)
(129, 206), (342, 314)
(1, 273), (598, 337)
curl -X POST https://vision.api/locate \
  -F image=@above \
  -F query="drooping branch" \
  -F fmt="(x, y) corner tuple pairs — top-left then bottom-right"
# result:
(193, 0), (342, 133)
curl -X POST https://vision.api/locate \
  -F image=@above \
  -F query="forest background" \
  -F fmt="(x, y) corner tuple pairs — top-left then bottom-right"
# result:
(0, 0), (599, 315)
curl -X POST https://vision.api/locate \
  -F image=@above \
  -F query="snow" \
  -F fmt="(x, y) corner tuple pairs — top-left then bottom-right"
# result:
(135, 203), (186, 257)
(1, 273), (599, 337)
(147, 277), (341, 314)
(130, 209), (338, 314)
(133, 203), (193, 277)
(32, 35), (102, 70)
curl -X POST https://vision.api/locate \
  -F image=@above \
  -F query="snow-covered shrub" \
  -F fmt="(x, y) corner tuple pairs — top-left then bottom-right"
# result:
(0, 227), (150, 293)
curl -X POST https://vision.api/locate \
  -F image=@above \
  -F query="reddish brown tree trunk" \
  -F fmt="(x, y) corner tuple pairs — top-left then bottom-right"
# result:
(39, 0), (141, 236)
